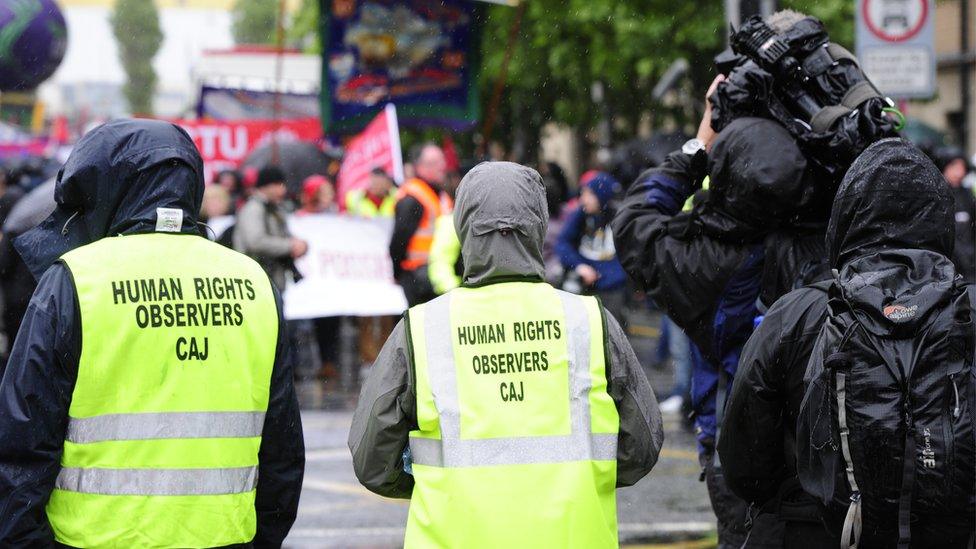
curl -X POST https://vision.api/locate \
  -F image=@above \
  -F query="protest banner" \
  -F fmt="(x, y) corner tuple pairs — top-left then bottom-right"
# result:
(284, 213), (407, 318)
(336, 103), (403, 207)
(320, 0), (483, 132)
(173, 118), (322, 181)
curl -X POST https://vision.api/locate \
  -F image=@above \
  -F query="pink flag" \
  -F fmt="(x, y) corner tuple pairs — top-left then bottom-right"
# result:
(337, 104), (404, 209)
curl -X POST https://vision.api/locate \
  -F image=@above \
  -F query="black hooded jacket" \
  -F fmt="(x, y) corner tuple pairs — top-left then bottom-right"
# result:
(612, 118), (829, 453)
(612, 118), (829, 365)
(719, 139), (973, 518)
(0, 120), (304, 547)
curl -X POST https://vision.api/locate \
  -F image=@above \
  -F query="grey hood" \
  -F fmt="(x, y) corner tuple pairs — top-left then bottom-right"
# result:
(454, 162), (548, 285)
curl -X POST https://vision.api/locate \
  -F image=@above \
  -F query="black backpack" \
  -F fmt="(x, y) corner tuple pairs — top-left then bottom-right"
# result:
(796, 252), (975, 548)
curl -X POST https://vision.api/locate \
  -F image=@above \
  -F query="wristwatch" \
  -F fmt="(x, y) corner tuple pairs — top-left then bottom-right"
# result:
(681, 138), (708, 182)
(682, 138), (705, 156)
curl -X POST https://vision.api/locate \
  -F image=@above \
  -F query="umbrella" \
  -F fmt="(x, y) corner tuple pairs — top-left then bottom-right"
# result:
(4, 177), (56, 236)
(241, 141), (332, 195)
(608, 132), (688, 188)
(901, 118), (950, 152)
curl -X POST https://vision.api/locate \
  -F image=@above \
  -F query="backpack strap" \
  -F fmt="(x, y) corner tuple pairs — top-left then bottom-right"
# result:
(809, 44), (884, 133)
(810, 81), (884, 133)
(841, 81), (882, 110)
(829, 348), (862, 549)
(896, 432), (915, 549)
(824, 315), (863, 549)
(826, 43), (858, 65)
(811, 106), (853, 133)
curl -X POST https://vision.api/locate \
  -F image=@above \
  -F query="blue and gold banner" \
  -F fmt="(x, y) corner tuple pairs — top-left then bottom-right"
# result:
(319, 0), (482, 133)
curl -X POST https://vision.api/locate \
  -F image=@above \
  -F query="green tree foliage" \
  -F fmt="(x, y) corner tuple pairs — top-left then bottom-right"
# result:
(231, 0), (279, 45)
(288, 0), (320, 53)
(478, 0), (853, 153)
(110, 0), (163, 115)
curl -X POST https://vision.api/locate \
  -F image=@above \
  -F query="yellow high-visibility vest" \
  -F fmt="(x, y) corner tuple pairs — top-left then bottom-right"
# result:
(47, 232), (279, 548)
(405, 281), (620, 548)
(346, 188), (397, 218)
(427, 213), (461, 294)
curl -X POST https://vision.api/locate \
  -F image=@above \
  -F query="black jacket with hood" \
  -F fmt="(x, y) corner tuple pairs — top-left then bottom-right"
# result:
(719, 139), (974, 529)
(611, 117), (830, 451)
(0, 120), (305, 548)
(349, 161), (664, 498)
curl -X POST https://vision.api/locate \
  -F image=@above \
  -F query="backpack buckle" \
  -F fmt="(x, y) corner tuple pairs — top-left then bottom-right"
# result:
(825, 352), (852, 371)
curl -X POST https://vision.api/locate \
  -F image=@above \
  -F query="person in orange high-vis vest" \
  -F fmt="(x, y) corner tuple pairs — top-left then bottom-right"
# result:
(390, 143), (452, 306)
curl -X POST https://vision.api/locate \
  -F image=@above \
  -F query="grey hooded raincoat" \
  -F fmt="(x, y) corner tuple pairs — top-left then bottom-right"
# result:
(349, 161), (664, 498)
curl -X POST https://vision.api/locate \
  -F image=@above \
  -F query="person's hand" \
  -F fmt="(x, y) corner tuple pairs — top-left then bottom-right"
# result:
(290, 238), (308, 258)
(697, 74), (726, 152)
(576, 264), (599, 286)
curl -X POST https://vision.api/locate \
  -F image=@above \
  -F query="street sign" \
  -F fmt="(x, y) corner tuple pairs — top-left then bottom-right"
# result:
(856, 0), (936, 99)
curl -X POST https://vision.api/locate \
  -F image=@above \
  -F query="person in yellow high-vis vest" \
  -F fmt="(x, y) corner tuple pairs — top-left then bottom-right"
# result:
(0, 120), (305, 548)
(346, 167), (397, 218)
(350, 161), (664, 548)
(427, 212), (462, 295)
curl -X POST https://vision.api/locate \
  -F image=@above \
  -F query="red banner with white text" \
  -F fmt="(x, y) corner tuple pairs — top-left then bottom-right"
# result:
(172, 118), (322, 181)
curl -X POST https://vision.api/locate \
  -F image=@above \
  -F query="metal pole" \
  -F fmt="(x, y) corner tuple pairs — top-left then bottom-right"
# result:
(960, 0), (971, 152)
(482, 0), (526, 150)
(725, 0), (738, 45)
(725, 0), (776, 39)
(272, 0), (287, 165)
(591, 81), (612, 167)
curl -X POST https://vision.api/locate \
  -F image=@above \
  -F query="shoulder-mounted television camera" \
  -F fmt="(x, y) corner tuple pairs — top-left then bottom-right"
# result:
(711, 15), (900, 181)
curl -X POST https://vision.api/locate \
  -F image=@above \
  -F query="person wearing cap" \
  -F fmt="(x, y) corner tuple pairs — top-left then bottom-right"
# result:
(555, 172), (628, 323)
(350, 161), (663, 548)
(0, 119), (305, 547)
(294, 174), (344, 379)
(297, 174), (338, 216)
(234, 165), (309, 290)
(347, 168), (397, 218)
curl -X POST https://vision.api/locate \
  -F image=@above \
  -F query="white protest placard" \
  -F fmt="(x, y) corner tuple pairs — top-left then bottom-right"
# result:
(284, 214), (407, 318)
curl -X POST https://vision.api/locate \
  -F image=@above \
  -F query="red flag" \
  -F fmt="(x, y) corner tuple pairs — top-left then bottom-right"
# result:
(51, 115), (70, 144)
(442, 134), (459, 173)
(336, 104), (404, 209)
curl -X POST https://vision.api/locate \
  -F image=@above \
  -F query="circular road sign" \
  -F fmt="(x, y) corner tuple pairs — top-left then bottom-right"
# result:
(861, 0), (929, 43)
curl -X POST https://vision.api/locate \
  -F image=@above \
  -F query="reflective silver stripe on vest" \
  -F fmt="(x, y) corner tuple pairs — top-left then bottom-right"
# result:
(410, 433), (617, 468)
(422, 294), (462, 445)
(558, 291), (594, 440)
(410, 290), (617, 468)
(66, 411), (266, 444)
(55, 465), (258, 496)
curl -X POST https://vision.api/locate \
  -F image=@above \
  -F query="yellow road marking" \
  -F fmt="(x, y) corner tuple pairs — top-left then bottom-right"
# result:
(302, 479), (408, 504)
(624, 540), (716, 549)
(660, 447), (699, 462)
(628, 324), (661, 338)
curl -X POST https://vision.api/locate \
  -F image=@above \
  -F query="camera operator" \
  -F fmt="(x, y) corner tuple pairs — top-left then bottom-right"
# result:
(612, 76), (831, 547)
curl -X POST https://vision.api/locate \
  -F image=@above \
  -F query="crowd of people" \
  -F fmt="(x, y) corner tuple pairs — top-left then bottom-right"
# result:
(177, 137), (651, 388)
(0, 8), (974, 548)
